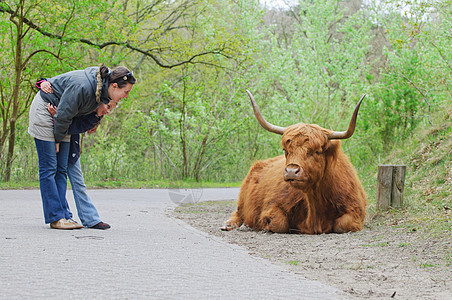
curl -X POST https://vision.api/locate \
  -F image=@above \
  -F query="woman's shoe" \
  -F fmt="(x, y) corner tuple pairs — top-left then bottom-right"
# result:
(67, 218), (84, 229)
(89, 222), (111, 230)
(50, 218), (82, 230)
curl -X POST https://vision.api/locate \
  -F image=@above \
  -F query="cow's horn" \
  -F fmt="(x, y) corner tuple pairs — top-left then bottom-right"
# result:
(247, 90), (286, 135)
(328, 94), (366, 140)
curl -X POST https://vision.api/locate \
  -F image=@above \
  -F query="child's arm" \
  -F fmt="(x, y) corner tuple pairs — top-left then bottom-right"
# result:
(47, 104), (100, 135)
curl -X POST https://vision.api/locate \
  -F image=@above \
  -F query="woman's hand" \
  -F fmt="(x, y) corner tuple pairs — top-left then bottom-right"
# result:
(41, 81), (54, 93)
(47, 103), (57, 117)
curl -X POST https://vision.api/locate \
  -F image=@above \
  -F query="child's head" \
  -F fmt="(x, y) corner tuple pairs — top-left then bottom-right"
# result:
(96, 100), (118, 117)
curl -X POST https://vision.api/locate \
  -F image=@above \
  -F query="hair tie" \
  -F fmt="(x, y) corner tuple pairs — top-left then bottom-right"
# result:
(122, 72), (133, 81)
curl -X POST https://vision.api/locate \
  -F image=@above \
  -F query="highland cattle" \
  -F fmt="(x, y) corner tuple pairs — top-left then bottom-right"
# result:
(221, 91), (367, 234)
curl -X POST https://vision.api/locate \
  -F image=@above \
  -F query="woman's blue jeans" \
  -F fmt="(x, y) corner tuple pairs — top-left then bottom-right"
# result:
(67, 159), (101, 227)
(34, 138), (72, 223)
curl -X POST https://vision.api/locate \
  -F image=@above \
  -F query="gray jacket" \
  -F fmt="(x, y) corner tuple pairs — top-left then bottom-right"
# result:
(40, 67), (110, 142)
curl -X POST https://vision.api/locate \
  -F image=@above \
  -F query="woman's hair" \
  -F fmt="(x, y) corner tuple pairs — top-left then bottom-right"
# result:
(109, 66), (136, 87)
(96, 63), (136, 102)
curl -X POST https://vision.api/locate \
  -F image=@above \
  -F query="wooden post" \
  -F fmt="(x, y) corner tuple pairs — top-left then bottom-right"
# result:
(376, 165), (406, 210)
(376, 165), (393, 210)
(391, 165), (406, 208)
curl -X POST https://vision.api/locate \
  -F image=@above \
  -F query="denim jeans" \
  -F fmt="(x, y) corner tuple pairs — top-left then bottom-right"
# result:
(67, 159), (101, 227)
(34, 139), (72, 223)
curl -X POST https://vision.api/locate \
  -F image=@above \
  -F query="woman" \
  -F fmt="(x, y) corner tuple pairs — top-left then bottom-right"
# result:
(29, 64), (136, 229)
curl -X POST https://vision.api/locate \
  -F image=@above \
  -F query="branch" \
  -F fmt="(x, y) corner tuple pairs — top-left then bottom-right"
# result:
(399, 73), (433, 125)
(0, 3), (230, 69)
(429, 41), (452, 72)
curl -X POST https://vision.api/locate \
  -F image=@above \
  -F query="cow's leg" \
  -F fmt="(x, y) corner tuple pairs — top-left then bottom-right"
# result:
(221, 210), (243, 231)
(333, 212), (363, 233)
(260, 207), (290, 233)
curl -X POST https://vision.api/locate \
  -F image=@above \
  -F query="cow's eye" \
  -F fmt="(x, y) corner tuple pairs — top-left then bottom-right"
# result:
(308, 150), (320, 157)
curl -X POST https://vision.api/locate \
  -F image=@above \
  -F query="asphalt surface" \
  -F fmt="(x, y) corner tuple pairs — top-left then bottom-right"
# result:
(0, 188), (345, 299)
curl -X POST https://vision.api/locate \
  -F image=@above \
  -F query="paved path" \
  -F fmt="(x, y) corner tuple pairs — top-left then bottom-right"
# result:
(0, 189), (345, 299)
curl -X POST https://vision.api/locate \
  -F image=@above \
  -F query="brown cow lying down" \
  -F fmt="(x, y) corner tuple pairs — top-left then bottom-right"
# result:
(221, 91), (367, 234)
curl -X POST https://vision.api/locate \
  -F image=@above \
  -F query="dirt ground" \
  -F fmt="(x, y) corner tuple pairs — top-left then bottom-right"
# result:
(172, 200), (451, 300)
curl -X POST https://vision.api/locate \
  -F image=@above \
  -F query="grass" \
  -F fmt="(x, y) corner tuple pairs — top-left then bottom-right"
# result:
(419, 263), (441, 269)
(286, 260), (300, 266)
(362, 242), (390, 247)
(0, 179), (241, 190)
(0, 181), (40, 190)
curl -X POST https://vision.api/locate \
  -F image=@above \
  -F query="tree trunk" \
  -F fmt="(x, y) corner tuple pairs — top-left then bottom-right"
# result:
(192, 130), (210, 182)
(4, 3), (24, 182)
(5, 119), (17, 181)
(180, 77), (188, 179)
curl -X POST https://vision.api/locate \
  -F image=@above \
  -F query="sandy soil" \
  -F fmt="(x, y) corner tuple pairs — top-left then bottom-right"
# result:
(172, 200), (451, 300)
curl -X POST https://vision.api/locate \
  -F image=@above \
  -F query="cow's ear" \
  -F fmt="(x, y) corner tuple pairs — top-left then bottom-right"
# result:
(324, 140), (340, 160)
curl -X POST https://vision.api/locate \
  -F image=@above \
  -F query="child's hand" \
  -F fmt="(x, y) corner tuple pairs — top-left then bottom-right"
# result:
(87, 125), (98, 134)
(47, 103), (57, 117)
(41, 81), (54, 93)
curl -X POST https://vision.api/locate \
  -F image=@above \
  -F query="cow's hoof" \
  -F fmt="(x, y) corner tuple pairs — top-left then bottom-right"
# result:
(220, 224), (233, 231)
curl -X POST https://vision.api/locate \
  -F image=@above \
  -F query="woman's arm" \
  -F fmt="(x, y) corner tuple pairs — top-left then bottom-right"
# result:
(42, 81), (99, 137)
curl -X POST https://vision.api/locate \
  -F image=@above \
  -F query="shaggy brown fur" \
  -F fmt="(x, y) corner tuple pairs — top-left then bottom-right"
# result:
(222, 123), (367, 234)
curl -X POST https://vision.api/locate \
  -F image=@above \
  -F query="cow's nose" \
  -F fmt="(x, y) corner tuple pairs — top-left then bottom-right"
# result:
(284, 165), (302, 181)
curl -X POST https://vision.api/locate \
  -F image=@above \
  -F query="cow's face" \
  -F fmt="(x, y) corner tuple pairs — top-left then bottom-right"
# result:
(281, 124), (336, 190)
